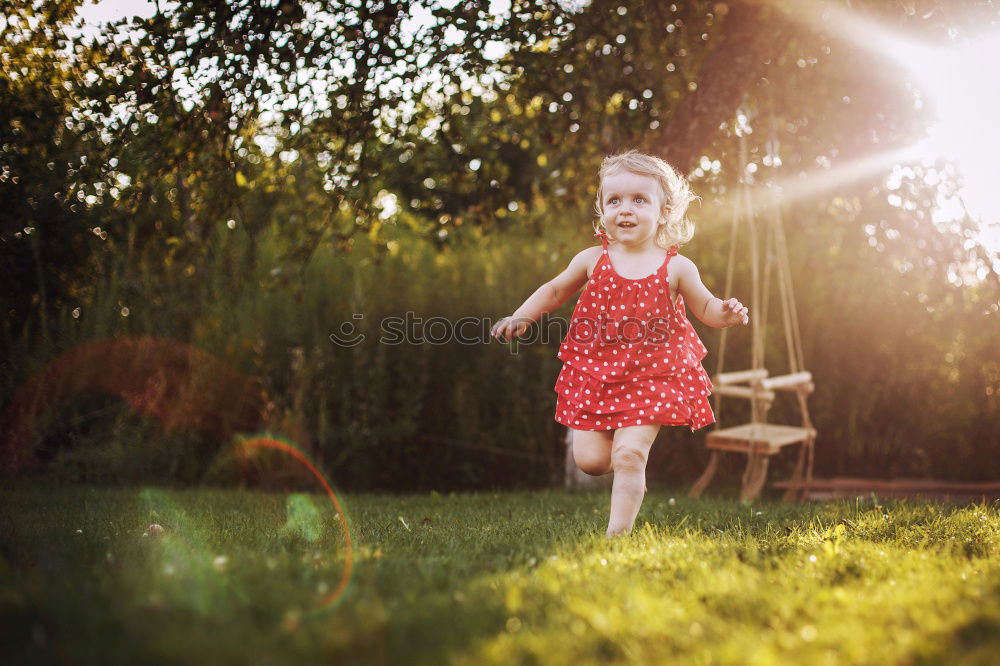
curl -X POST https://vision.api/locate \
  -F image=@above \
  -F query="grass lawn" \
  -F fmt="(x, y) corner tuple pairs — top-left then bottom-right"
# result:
(1, 484), (998, 665)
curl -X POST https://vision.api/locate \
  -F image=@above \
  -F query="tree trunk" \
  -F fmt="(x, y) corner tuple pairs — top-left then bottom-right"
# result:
(647, 1), (796, 173)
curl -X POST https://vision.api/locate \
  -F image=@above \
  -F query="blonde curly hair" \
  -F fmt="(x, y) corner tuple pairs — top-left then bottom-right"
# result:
(593, 149), (698, 248)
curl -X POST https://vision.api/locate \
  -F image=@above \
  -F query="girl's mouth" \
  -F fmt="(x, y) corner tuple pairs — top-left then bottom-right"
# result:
(618, 221), (636, 228)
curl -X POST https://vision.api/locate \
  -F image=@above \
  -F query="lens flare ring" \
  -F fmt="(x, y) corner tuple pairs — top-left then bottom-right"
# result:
(1, 336), (356, 618)
(236, 434), (356, 616)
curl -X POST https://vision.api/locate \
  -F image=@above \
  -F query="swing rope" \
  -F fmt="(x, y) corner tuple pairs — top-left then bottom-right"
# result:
(713, 162), (742, 427)
(690, 98), (817, 503)
(712, 102), (809, 425)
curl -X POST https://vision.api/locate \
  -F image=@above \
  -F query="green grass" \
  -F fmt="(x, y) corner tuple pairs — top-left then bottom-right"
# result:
(1, 485), (999, 665)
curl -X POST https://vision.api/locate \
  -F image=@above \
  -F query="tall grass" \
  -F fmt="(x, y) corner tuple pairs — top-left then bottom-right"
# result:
(2, 200), (997, 491)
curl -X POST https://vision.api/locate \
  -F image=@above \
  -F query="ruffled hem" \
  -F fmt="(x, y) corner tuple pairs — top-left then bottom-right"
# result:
(553, 364), (715, 432)
(555, 397), (715, 432)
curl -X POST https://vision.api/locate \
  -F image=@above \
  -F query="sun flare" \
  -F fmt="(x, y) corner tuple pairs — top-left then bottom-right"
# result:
(893, 33), (1000, 249)
(770, 1), (1000, 259)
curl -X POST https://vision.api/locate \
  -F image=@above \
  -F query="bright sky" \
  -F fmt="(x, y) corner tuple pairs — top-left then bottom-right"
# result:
(70, 0), (157, 40)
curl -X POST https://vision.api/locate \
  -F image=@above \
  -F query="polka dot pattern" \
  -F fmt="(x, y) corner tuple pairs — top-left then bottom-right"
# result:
(553, 231), (715, 432)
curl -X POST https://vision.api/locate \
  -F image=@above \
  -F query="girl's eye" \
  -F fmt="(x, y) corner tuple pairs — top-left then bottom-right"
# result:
(635, 197), (645, 203)
(608, 197), (619, 204)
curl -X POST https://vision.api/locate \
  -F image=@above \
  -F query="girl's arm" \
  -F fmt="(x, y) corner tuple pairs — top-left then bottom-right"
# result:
(672, 255), (749, 328)
(491, 247), (598, 341)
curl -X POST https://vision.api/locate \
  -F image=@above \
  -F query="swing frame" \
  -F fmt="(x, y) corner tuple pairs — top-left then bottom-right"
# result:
(688, 118), (817, 503)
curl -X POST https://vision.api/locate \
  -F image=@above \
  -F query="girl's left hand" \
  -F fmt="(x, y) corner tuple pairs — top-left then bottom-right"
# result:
(721, 297), (749, 326)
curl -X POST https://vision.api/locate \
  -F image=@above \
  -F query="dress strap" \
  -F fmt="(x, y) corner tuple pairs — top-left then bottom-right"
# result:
(594, 229), (608, 250)
(658, 245), (679, 272)
(661, 245), (679, 274)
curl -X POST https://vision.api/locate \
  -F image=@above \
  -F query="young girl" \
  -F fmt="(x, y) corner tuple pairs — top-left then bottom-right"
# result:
(491, 150), (748, 538)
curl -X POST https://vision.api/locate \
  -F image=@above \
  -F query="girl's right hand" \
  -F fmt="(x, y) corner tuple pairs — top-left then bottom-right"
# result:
(491, 316), (530, 342)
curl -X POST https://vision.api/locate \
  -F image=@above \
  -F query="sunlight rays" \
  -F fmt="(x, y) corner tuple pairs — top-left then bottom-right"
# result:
(761, 0), (1000, 255)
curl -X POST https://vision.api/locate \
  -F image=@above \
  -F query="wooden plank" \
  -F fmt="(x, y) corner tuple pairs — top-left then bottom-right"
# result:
(715, 368), (769, 385)
(712, 385), (776, 401)
(773, 477), (1000, 502)
(789, 488), (999, 501)
(759, 372), (812, 391)
(706, 439), (781, 455)
(774, 478), (1000, 492)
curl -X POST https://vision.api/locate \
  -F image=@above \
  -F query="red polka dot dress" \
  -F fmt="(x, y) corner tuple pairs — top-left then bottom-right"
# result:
(554, 230), (715, 431)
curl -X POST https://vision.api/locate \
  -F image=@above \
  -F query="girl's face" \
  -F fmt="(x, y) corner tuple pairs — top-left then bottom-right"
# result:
(599, 169), (668, 247)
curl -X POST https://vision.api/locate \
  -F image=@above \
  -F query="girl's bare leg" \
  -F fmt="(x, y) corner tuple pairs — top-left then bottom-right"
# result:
(570, 428), (613, 476)
(606, 424), (660, 538)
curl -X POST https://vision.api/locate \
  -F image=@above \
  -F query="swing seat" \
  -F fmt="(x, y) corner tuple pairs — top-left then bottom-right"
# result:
(690, 422), (816, 502)
(689, 370), (817, 503)
(705, 422), (816, 455)
(688, 147), (818, 504)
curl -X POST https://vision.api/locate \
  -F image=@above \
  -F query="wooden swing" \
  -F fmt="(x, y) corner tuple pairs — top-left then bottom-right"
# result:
(688, 122), (817, 502)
